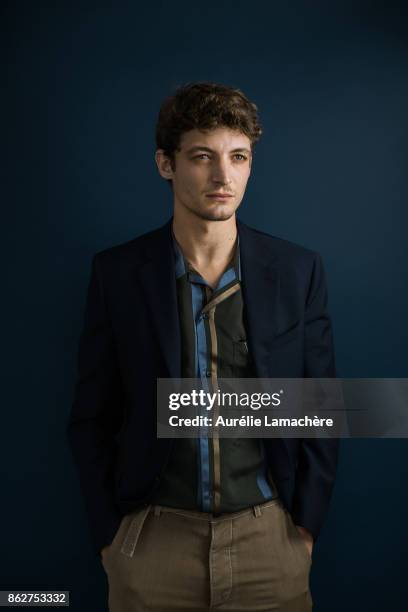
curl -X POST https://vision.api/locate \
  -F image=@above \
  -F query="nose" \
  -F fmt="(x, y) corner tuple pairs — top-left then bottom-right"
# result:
(211, 158), (232, 186)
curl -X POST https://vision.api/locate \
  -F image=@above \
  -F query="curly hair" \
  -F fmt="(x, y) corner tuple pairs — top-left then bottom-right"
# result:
(155, 82), (262, 168)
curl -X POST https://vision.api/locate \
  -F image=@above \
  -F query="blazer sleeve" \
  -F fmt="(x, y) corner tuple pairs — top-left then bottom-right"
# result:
(291, 252), (339, 541)
(67, 253), (124, 556)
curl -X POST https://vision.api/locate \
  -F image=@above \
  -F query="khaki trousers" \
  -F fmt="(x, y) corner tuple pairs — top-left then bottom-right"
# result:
(101, 498), (313, 611)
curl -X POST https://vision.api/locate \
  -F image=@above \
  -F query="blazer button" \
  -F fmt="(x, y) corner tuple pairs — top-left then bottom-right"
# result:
(205, 370), (211, 378)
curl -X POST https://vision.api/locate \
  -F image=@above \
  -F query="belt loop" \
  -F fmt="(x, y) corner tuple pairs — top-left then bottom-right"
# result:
(253, 505), (262, 518)
(154, 505), (161, 517)
(120, 505), (151, 557)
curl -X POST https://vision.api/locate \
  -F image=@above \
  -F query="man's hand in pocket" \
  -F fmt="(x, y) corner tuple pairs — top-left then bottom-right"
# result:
(295, 525), (314, 558)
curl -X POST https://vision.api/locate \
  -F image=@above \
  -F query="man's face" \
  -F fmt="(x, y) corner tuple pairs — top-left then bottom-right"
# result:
(156, 127), (252, 222)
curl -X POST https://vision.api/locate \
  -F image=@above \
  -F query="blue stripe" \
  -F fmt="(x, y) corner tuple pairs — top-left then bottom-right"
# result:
(191, 282), (212, 511)
(256, 473), (274, 499)
(198, 437), (211, 511)
(256, 441), (274, 499)
(192, 285), (207, 378)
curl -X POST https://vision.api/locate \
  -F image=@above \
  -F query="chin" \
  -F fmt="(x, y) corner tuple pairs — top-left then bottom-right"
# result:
(198, 210), (235, 222)
(198, 202), (238, 222)
(180, 198), (238, 222)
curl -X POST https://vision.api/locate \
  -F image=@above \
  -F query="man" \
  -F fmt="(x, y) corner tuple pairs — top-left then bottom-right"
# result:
(67, 82), (338, 611)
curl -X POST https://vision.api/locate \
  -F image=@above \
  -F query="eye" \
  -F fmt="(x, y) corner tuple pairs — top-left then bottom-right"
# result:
(194, 153), (211, 160)
(233, 154), (247, 161)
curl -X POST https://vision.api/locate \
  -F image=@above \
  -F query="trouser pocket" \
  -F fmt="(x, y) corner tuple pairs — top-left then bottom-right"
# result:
(284, 509), (312, 567)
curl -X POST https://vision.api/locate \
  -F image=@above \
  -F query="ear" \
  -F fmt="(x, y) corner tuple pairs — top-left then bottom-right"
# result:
(155, 150), (174, 180)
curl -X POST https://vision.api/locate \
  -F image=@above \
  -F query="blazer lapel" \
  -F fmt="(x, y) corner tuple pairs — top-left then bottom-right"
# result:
(237, 218), (280, 378)
(134, 219), (181, 379)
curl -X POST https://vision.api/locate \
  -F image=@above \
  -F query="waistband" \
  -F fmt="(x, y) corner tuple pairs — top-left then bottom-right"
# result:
(148, 497), (282, 523)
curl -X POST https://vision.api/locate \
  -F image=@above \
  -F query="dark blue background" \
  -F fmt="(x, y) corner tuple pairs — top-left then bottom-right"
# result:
(3, 1), (408, 610)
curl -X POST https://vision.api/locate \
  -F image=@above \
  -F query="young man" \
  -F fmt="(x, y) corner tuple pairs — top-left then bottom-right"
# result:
(67, 82), (338, 611)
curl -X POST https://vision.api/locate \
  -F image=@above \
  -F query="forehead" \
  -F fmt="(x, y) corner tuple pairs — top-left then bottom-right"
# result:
(178, 127), (251, 152)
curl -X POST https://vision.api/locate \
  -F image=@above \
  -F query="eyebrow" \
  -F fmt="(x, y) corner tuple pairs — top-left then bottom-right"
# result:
(185, 146), (251, 155)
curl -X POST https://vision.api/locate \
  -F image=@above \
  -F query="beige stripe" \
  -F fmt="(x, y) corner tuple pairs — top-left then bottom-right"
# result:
(201, 282), (240, 314)
(203, 282), (240, 514)
(208, 305), (221, 514)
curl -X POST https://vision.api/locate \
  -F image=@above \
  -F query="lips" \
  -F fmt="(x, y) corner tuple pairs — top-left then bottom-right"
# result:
(206, 193), (234, 198)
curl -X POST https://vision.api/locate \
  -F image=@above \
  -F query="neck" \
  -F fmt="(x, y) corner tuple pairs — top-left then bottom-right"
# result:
(172, 206), (238, 269)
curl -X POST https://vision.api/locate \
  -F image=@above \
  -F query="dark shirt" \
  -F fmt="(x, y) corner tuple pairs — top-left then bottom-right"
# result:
(153, 231), (278, 513)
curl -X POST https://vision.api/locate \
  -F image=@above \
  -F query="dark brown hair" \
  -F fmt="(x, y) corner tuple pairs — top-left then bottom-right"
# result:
(155, 82), (262, 168)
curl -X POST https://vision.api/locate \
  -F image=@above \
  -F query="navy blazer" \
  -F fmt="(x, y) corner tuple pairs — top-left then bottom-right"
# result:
(67, 217), (339, 555)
